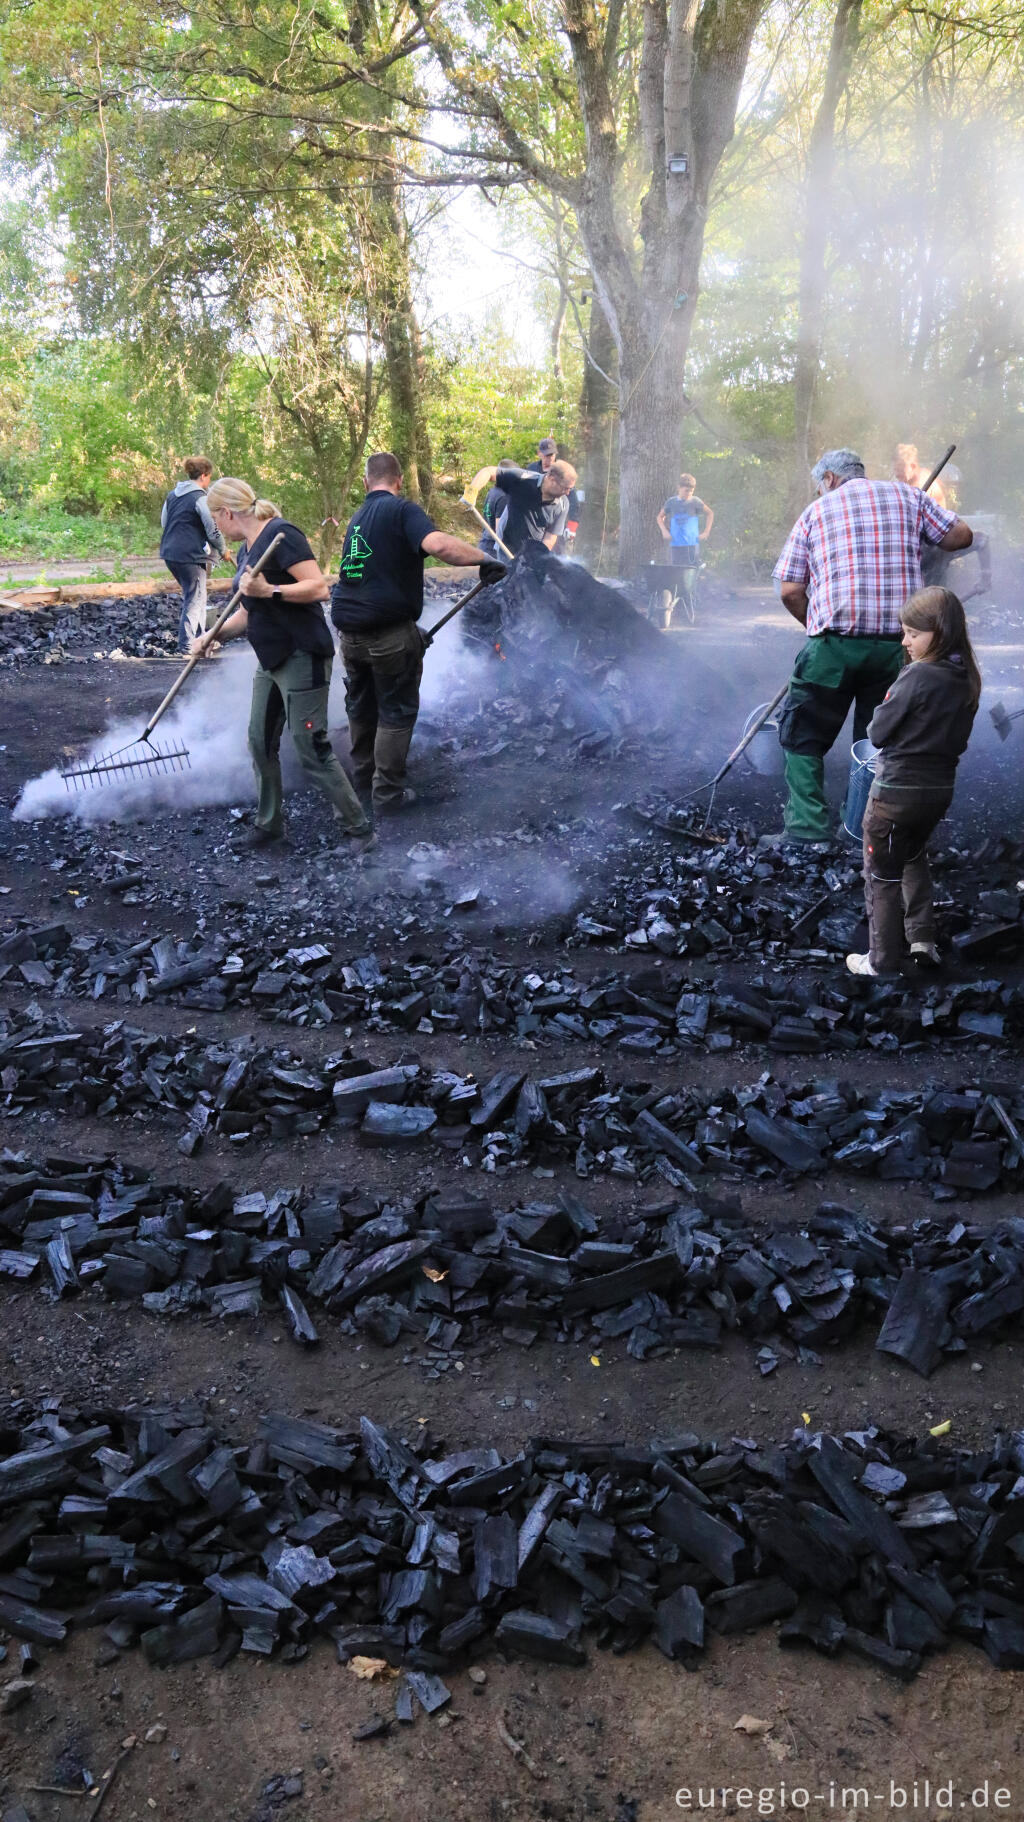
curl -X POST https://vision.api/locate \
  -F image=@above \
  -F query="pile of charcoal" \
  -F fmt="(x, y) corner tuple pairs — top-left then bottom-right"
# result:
(457, 548), (730, 750)
(4, 1151), (1024, 1374)
(0, 591), (186, 666)
(2, 1400), (1023, 1681)
(4, 918), (1024, 1057)
(3, 1005), (1024, 1187)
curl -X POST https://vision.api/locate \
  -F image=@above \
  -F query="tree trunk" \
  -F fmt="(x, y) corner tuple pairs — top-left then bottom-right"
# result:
(377, 185), (434, 508)
(791, 0), (863, 505)
(415, 0), (766, 572)
(550, 284), (568, 381)
(383, 294), (433, 507)
(576, 292), (618, 569)
(909, 53), (936, 379)
(617, 308), (692, 578)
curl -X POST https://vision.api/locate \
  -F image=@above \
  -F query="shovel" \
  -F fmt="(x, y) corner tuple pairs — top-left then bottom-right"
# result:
(60, 532), (285, 791)
(990, 701), (1024, 742)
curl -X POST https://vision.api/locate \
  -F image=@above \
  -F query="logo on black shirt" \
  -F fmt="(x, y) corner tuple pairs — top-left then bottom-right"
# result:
(341, 524), (373, 583)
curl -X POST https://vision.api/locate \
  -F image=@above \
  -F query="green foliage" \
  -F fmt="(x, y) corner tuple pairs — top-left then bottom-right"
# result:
(1, 0), (1023, 570)
(430, 360), (576, 480)
(0, 504), (153, 559)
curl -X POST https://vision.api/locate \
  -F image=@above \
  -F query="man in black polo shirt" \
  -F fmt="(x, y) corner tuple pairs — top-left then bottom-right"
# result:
(331, 452), (504, 812)
(463, 460), (578, 556)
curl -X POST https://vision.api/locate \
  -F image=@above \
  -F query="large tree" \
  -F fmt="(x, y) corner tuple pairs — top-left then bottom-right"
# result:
(412, 0), (769, 573)
(0, 0), (437, 504)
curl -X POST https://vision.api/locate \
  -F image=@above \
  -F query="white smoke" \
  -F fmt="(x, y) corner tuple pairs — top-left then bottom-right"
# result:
(13, 602), (491, 825)
(418, 604), (493, 715)
(15, 648), (264, 823)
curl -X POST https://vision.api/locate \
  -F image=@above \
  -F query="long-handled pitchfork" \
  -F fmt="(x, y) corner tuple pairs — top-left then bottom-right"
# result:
(60, 532), (285, 791)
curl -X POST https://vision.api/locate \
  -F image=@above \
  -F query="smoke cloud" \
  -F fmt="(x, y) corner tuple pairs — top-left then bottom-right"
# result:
(16, 648), (264, 824)
(12, 606), (496, 826)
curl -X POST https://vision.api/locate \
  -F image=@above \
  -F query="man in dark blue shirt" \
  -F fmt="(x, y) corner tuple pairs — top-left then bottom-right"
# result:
(526, 438), (581, 550)
(463, 461), (578, 556)
(331, 452), (504, 812)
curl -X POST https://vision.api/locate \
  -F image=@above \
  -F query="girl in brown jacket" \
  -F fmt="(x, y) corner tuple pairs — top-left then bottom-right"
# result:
(847, 587), (981, 978)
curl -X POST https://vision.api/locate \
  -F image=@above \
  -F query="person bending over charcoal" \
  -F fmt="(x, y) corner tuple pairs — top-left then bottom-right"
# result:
(331, 452), (506, 815)
(526, 438), (582, 552)
(189, 478), (373, 854)
(463, 460), (577, 557)
(769, 447), (973, 847)
(159, 455), (227, 652)
(847, 586), (980, 978)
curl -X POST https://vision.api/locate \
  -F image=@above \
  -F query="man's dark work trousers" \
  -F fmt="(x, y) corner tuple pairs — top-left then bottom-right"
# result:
(247, 650), (368, 837)
(777, 632), (904, 838)
(862, 791), (951, 973)
(341, 620), (424, 806)
(166, 561), (209, 652)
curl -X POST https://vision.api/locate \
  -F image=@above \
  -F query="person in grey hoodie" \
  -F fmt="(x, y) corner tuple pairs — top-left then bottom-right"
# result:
(846, 586), (981, 978)
(159, 456), (227, 651)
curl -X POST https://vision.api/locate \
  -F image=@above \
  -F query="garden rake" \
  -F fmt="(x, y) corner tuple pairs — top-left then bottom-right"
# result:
(59, 531), (285, 792)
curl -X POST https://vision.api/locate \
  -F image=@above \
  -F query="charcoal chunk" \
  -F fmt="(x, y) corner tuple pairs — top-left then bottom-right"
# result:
(653, 1493), (743, 1585)
(360, 1103), (437, 1145)
(705, 1578), (797, 1633)
(141, 1594), (225, 1667)
(743, 1110), (821, 1174)
(876, 1270), (952, 1378)
(494, 1608), (586, 1666)
(655, 1584), (705, 1657)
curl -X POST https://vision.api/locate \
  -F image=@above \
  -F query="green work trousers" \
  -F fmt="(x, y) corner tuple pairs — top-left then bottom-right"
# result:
(247, 649), (368, 837)
(777, 632), (904, 838)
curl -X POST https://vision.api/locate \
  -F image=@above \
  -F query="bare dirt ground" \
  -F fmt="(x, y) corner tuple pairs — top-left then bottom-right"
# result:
(2, 578), (1024, 1821)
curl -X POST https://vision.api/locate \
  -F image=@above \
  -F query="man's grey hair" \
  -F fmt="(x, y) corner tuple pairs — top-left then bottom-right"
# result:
(811, 448), (866, 486)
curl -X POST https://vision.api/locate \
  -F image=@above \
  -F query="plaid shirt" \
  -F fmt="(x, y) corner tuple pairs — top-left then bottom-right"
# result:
(773, 479), (956, 636)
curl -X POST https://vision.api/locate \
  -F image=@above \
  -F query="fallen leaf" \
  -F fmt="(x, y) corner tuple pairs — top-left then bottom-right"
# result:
(590, 1355), (601, 1367)
(423, 1266), (449, 1283)
(734, 1715), (772, 1736)
(929, 1419), (951, 1437)
(801, 1412), (811, 1425)
(348, 1656), (399, 1681)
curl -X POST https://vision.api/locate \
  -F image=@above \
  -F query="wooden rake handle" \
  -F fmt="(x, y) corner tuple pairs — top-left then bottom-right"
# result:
(140, 531), (286, 742)
(460, 498), (515, 562)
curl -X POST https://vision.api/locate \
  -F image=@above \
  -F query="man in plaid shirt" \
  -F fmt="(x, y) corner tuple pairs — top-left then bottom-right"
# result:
(769, 448), (973, 843)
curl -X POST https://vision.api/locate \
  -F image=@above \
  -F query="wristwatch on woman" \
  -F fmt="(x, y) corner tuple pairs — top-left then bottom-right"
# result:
(270, 588), (283, 604)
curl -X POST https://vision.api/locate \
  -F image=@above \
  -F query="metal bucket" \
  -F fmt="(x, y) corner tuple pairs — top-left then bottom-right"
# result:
(842, 739), (879, 842)
(740, 701), (785, 777)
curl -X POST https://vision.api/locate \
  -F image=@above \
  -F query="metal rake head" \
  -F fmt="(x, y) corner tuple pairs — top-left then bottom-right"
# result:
(60, 739), (192, 792)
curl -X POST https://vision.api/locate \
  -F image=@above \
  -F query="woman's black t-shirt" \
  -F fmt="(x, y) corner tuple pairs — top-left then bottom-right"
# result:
(241, 518), (333, 673)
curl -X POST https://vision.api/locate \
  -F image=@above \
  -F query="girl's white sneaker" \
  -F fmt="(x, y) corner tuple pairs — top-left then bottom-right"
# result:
(846, 953), (877, 977)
